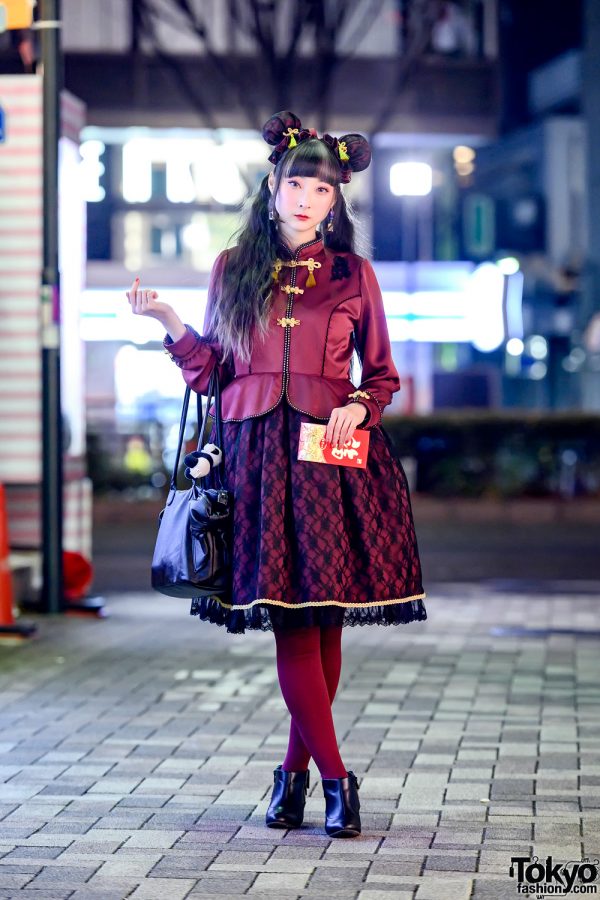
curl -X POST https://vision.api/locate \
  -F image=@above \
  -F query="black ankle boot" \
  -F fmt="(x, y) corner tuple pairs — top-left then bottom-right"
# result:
(265, 764), (310, 829)
(321, 770), (361, 837)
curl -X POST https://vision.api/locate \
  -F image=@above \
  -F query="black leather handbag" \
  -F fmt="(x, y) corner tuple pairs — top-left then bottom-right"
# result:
(151, 368), (233, 599)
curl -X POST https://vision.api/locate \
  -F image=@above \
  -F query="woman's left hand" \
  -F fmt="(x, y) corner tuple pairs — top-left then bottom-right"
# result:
(325, 403), (367, 449)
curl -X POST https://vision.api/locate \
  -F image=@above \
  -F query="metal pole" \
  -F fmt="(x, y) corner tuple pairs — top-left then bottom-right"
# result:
(39, 0), (64, 614)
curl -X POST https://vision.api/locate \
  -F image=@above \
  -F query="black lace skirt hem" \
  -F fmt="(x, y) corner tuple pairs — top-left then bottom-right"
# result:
(190, 593), (428, 635)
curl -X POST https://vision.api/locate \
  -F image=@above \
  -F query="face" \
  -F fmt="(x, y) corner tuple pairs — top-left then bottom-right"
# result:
(269, 172), (335, 246)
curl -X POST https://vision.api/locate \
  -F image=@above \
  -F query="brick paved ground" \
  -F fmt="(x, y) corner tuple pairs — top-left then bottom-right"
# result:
(1, 586), (599, 899)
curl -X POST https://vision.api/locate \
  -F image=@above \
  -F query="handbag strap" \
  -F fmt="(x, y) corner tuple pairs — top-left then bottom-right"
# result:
(169, 366), (225, 492)
(196, 367), (226, 490)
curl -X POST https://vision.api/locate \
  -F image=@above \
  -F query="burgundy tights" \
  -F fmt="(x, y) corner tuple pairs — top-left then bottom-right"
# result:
(273, 624), (347, 779)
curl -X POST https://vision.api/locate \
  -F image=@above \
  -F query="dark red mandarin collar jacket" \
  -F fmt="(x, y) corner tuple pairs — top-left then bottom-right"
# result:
(163, 235), (400, 430)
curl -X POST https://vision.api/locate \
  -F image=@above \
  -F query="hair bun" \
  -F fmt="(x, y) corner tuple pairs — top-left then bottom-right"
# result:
(262, 111), (303, 146)
(339, 133), (372, 173)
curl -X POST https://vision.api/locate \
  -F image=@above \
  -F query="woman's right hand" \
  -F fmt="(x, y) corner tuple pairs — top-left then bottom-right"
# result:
(126, 277), (188, 343)
(126, 276), (173, 322)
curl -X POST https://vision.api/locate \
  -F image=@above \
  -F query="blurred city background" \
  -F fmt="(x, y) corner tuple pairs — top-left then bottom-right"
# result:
(1, 5), (600, 898)
(1, 0), (599, 608)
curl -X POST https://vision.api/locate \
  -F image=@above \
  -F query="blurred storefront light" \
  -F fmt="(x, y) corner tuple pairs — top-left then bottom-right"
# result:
(181, 217), (211, 270)
(0, 0), (34, 28)
(82, 260), (513, 350)
(496, 256), (520, 275)
(208, 153), (246, 205)
(468, 263), (505, 352)
(122, 139), (152, 202)
(121, 137), (250, 205)
(562, 348), (586, 372)
(123, 212), (144, 272)
(159, 230), (177, 259)
(453, 145), (476, 164)
(529, 362), (547, 380)
(453, 146), (476, 182)
(115, 345), (188, 411)
(504, 270), (524, 340)
(390, 162), (433, 196)
(455, 161), (475, 177)
(80, 140), (106, 202)
(528, 335), (548, 360)
(506, 338), (524, 356)
(181, 220), (209, 249)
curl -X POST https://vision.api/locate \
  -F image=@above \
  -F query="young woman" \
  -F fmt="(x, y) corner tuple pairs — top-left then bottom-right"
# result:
(126, 111), (427, 839)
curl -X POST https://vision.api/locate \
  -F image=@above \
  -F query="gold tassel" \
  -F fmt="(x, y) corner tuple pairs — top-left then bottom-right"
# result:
(303, 258), (320, 287)
(338, 141), (349, 161)
(283, 127), (299, 149)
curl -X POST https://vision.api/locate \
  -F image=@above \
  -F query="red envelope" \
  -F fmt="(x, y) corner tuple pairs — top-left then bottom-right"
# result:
(298, 422), (370, 469)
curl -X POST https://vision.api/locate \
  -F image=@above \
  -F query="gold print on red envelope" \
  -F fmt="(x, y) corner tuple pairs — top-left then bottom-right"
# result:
(298, 422), (370, 469)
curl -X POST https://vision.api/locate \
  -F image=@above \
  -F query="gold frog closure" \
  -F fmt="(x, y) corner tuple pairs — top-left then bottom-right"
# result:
(271, 257), (322, 288)
(348, 388), (383, 418)
(303, 257), (322, 288)
(348, 389), (372, 401)
(277, 316), (301, 328)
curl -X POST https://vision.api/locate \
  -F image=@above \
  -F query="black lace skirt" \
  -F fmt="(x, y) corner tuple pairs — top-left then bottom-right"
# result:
(191, 399), (427, 634)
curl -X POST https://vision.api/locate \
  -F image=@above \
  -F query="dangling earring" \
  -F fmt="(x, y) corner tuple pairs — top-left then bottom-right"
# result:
(326, 209), (335, 232)
(269, 206), (275, 221)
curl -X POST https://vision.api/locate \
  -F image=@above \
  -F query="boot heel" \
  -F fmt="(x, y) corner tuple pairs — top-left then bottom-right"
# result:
(266, 765), (310, 829)
(321, 770), (361, 838)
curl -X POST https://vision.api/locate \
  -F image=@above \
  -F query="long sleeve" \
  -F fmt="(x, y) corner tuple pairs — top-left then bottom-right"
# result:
(345, 258), (400, 430)
(162, 249), (234, 395)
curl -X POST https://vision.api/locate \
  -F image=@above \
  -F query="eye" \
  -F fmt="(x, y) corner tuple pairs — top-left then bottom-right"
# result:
(287, 180), (299, 187)
(318, 186), (330, 193)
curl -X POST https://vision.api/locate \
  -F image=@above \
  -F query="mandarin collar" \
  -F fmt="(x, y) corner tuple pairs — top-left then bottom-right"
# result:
(278, 232), (324, 261)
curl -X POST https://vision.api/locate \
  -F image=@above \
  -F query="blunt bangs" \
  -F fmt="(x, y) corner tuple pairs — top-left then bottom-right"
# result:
(280, 139), (340, 186)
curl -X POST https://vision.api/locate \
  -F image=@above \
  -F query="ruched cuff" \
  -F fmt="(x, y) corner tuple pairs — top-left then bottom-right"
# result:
(163, 325), (210, 366)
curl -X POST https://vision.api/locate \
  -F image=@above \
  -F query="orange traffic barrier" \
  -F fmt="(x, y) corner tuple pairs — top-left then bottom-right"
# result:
(0, 484), (36, 638)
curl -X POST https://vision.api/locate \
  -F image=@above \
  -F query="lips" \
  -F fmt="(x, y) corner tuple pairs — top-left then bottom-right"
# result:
(295, 214), (309, 220)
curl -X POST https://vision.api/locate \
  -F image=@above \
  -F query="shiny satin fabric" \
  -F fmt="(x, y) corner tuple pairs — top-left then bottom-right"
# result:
(163, 237), (400, 430)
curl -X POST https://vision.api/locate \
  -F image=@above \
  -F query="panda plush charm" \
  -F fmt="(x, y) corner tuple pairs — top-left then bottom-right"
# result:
(183, 443), (223, 480)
